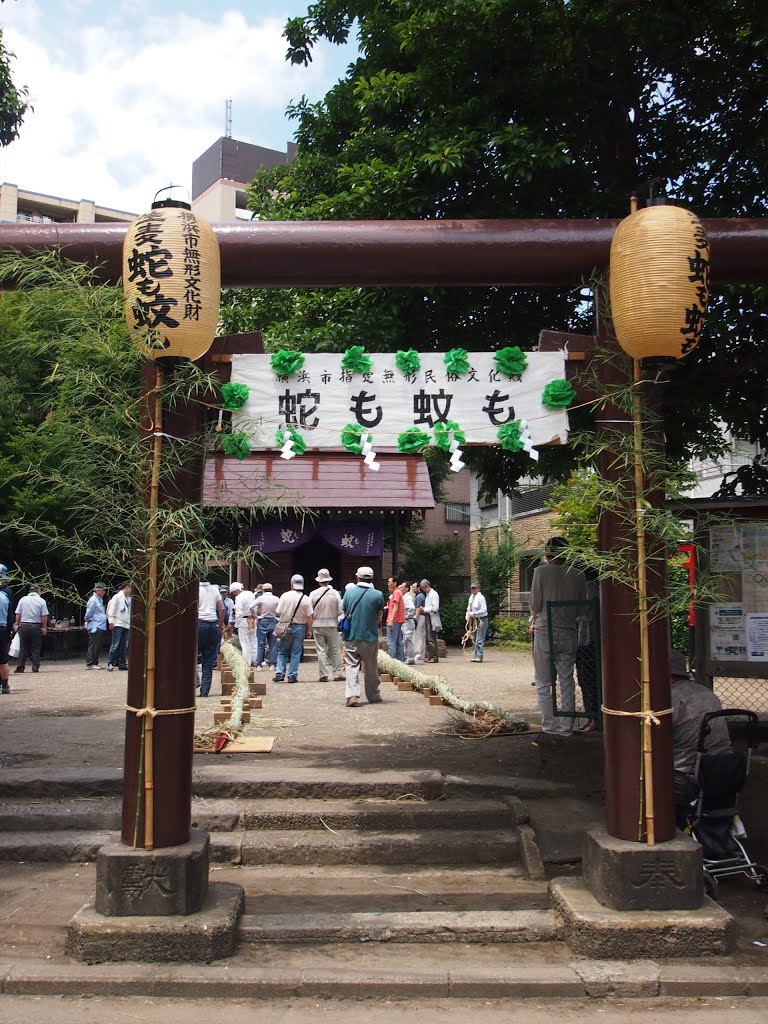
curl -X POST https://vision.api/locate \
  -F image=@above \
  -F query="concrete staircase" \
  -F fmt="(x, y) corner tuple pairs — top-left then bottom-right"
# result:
(0, 764), (564, 951)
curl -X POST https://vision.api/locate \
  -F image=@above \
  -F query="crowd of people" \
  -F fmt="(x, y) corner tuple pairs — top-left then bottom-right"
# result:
(195, 568), (462, 707)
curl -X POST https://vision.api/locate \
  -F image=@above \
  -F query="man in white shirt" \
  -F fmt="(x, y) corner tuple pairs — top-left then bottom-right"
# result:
(274, 575), (313, 683)
(106, 582), (132, 671)
(401, 581), (416, 665)
(466, 581), (489, 663)
(252, 583), (279, 670)
(230, 581), (257, 666)
(13, 584), (49, 674)
(420, 579), (441, 664)
(197, 581), (224, 697)
(308, 569), (344, 682)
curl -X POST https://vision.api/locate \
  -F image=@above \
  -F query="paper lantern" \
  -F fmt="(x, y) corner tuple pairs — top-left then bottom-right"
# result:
(123, 198), (221, 360)
(609, 205), (709, 361)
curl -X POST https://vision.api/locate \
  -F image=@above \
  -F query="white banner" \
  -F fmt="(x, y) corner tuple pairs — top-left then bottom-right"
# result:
(230, 351), (570, 450)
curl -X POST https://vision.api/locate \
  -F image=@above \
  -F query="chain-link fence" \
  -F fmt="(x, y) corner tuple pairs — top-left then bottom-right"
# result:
(711, 674), (768, 716)
(546, 598), (602, 719)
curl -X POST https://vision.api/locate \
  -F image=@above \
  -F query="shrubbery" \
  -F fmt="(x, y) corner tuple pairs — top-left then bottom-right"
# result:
(491, 614), (531, 645)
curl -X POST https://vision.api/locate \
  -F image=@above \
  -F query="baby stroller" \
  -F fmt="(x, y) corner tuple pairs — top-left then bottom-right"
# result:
(687, 709), (768, 899)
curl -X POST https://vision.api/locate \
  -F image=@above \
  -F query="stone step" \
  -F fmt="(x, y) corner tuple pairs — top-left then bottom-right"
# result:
(0, 798), (240, 834)
(0, 796), (522, 835)
(235, 828), (520, 866)
(0, 827), (521, 867)
(237, 796), (521, 831)
(229, 864), (550, 914)
(192, 766), (445, 801)
(239, 909), (559, 944)
(0, 766), (445, 801)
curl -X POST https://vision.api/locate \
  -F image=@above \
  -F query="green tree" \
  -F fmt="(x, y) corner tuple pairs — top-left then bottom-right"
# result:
(398, 535), (465, 599)
(0, 29), (29, 146)
(222, 0), (768, 495)
(473, 524), (518, 620)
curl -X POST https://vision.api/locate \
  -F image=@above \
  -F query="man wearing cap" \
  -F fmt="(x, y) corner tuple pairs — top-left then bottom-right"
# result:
(309, 569), (344, 682)
(106, 582), (132, 672)
(230, 581), (257, 666)
(342, 566), (385, 707)
(420, 579), (441, 664)
(13, 584), (49, 674)
(252, 583), (279, 671)
(274, 575), (313, 683)
(466, 581), (489, 663)
(0, 565), (15, 692)
(84, 582), (108, 670)
(670, 649), (731, 829)
(219, 586), (235, 629)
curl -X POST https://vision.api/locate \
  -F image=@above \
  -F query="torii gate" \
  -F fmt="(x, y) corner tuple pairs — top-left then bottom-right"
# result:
(3, 216), (766, 928)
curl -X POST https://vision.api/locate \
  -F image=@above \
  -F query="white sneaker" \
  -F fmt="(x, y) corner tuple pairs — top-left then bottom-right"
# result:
(255, 664), (262, 672)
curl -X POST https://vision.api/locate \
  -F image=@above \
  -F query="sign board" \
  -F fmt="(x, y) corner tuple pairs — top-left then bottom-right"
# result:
(708, 522), (768, 670)
(230, 351), (569, 450)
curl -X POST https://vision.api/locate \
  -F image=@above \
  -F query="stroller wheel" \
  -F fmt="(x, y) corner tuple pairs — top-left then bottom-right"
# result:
(704, 870), (719, 900)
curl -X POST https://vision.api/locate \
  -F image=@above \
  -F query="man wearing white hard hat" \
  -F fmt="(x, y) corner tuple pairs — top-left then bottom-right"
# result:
(230, 581), (256, 666)
(341, 566), (385, 707)
(309, 569), (344, 682)
(273, 575), (313, 683)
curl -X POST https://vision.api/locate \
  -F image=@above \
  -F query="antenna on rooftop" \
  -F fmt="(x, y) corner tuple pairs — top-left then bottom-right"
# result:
(225, 100), (233, 139)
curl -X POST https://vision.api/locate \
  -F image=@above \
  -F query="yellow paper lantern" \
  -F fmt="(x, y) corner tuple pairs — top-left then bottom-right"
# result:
(123, 198), (221, 361)
(609, 204), (709, 361)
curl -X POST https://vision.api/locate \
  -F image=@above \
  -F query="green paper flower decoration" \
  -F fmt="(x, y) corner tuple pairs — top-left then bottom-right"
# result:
(341, 345), (373, 374)
(433, 420), (466, 452)
(220, 382), (250, 411)
(494, 346), (528, 379)
(341, 423), (367, 455)
(222, 432), (251, 460)
(444, 348), (470, 375)
(395, 349), (421, 375)
(497, 420), (524, 452)
(270, 349), (304, 377)
(275, 425), (307, 456)
(397, 428), (432, 454)
(541, 379), (576, 409)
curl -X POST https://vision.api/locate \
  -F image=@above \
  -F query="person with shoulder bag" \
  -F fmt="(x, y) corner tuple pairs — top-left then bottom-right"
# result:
(273, 575), (312, 684)
(308, 569), (344, 682)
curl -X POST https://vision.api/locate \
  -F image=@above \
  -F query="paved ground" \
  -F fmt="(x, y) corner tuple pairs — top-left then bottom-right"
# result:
(0, 995), (767, 1023)
(1, 644), (547, 778)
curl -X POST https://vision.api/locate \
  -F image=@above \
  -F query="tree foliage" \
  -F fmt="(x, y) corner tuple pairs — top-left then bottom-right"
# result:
(222, 0), (768, 495)
(0, 29), (28, 146)
(0, 252), (276, 599)
(473, 524), (518, 620)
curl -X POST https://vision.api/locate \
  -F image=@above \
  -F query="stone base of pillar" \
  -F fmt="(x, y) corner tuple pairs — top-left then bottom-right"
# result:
(582, 825), (703, 910)
(550, 877), (736, 959)
(66, 882), (245, 964)
(95, 831), (210, 916)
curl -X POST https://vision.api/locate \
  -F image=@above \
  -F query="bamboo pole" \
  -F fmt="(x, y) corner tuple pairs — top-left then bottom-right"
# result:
(632, 357), (655, 845)
(143, 363), (164, 850)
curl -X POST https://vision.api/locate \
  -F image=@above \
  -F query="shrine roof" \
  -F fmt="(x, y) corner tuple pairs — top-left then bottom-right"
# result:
(203, 452), (435, 510)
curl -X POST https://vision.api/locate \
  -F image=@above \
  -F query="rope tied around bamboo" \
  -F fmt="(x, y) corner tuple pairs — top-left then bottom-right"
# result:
(600, 705), (673, 727)
(126, 704), (198, 718)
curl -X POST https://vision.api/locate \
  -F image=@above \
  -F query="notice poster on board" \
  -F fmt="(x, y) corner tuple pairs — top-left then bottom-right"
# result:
(710, 604), (747, 661)
(746, 613), (768, 662)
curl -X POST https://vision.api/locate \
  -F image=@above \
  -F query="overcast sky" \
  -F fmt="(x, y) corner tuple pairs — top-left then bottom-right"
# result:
(0, 0), (358, 214)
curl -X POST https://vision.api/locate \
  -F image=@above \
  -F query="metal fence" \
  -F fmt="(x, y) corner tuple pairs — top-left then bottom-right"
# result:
(546, 598), (602, 719)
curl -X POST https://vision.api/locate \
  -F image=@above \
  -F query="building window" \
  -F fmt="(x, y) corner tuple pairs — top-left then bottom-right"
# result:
(508, 484), (555, 518)
(445, 502), (470, 523)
